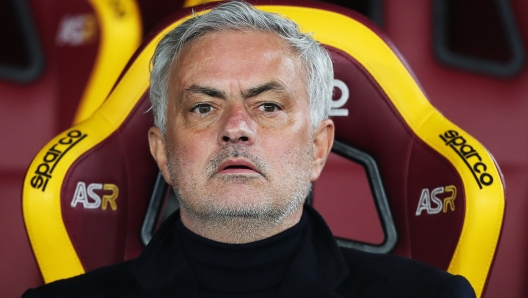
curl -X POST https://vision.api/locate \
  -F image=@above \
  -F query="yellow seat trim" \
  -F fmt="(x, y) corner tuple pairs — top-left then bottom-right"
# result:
(72, 0), (142, 124)
(183, 0), (221, 8)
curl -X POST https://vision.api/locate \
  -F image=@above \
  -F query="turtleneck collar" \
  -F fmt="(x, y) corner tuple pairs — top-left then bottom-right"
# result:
(177, 213), (307, 296)
(130, 205), (348, 298)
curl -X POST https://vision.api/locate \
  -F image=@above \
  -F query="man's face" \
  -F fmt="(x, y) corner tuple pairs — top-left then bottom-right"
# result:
(149, 30), (332, 223)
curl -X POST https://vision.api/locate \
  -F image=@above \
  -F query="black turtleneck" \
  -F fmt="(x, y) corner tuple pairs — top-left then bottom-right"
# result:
(177, 213), (308, 298)
(24, 204), (476, 298)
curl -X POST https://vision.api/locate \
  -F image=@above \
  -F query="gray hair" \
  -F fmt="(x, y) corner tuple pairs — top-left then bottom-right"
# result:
(150, 0), (334, 135)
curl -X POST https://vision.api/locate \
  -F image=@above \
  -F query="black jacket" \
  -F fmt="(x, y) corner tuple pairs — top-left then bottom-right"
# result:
(23, 205), (475, 297)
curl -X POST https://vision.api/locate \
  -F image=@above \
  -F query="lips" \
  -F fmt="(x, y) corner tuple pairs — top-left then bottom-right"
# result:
(216, 158), (260, 175)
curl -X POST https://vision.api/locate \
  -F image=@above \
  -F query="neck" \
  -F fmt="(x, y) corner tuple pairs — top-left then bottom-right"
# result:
(179, 205), (304, 244)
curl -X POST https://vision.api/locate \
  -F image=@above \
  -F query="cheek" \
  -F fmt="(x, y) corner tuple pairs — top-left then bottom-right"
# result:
(263, 130), (313, 169)
(170, 135), (213, 173)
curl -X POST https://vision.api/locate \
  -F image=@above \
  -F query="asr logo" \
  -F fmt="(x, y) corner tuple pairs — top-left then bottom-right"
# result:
(71, 182), (119, 211)
(415, 186), (457, 216)
(55, 14), (97, 46)
(329, 79), (349, 117)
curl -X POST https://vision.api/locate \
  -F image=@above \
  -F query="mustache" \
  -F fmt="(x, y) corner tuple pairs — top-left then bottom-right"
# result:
(206, 145), (268, 178)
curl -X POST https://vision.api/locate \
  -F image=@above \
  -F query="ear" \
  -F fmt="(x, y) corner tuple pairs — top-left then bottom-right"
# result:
(311, 119), (335, 181)
(148, 126), (173, 185)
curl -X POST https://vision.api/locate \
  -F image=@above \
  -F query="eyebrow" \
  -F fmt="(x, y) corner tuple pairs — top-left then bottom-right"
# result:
(242, 82), (287, 98)
(185, 85), (227, 99)
(184, 82), (287, 100)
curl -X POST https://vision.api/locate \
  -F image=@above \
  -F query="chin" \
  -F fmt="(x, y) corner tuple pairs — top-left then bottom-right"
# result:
(177, 176), (309, 220)
(210, 191), (276, 212)
(183, 191), (300, 220)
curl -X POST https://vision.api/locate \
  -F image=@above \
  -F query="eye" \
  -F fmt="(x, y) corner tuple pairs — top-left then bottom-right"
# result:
(258, 103), (281, 113)
(191, 104), (214, 115)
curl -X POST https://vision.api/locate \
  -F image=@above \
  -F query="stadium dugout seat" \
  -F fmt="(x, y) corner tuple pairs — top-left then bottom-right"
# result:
(22, 1), (505, 297)
(0, 0), (141, 296)
(382, 0), (527, 296)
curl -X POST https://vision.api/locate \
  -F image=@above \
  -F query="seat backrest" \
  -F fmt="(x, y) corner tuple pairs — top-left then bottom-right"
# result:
(23, 2), (505, 297)
(382, 0), (525, 297)
(0, 0), (141, 296)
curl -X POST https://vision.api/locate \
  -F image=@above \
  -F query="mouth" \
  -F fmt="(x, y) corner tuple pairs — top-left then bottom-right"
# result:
(216, 158), (261, 176)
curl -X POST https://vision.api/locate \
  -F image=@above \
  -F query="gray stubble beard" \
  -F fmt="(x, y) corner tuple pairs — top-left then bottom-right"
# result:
(166, 143), (314, 242)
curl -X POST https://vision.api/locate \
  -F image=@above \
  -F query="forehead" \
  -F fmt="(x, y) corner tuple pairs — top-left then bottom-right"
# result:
(169, 30), (306, 90)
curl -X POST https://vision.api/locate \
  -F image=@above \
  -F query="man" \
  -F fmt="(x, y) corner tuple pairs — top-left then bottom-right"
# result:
(24, 1), (476, 297)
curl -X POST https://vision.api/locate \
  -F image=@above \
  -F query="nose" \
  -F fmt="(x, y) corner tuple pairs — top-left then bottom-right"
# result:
(218, 105), (256, 146)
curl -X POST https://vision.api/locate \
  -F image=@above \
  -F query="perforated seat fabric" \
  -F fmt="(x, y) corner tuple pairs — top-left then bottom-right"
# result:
(23, 1), (504, 297)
